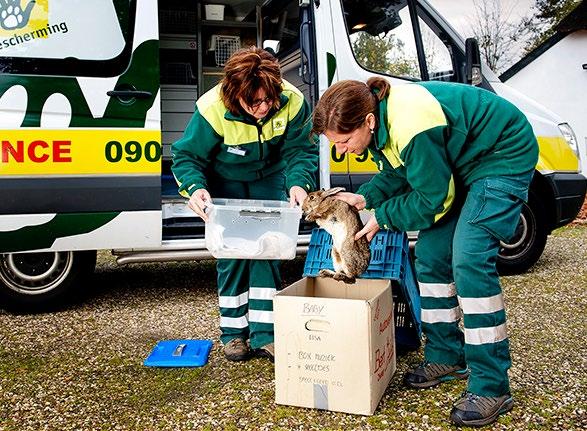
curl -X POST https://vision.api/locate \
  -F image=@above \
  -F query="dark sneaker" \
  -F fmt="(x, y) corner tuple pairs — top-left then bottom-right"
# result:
(253, 342), (274, 362)
(404, 361), (469, 389)
(450, 391), (514, 427)
(223, 338), (249, 362)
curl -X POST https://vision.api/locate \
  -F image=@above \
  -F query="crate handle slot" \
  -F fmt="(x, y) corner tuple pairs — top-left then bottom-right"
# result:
(305, 319), (331, 332)
(239, 210), (281, 219)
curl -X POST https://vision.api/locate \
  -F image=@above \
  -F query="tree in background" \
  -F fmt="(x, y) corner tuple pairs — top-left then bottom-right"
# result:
(470, 0), (526, 73)
(351, 32), (419, 78)
(522, 0), (581, 51)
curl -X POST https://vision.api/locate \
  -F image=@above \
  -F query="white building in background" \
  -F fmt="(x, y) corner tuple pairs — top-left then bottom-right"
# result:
(500, 1), (587, 175)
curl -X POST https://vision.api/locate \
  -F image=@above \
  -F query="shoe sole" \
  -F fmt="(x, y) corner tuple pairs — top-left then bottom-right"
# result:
(405, 368), (470, 389)
(224, 352), (249, 362)
(252, 349), (274, 363)
(450, 397), (514, 427)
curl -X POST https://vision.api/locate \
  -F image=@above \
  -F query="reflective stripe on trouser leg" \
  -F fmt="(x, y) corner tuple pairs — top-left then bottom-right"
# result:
(452, 175), (531, 397)
(217, 258), (250, 345)
(415, 212), (465, 366)
(248, 259), (281, 349)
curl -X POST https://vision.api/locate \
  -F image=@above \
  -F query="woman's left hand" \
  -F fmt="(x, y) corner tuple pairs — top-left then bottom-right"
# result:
(289, 185), (308, 207)
(355, 215), (380, 241)
(334, 192), (367, 210)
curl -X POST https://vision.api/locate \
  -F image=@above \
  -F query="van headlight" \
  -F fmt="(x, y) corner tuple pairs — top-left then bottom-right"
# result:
(558, 123), (580, 159)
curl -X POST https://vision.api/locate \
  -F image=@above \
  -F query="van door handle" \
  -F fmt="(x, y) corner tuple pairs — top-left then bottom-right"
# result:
(107, 90), (152, 99)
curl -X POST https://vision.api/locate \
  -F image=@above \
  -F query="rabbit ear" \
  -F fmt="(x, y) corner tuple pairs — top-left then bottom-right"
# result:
(312, 199), (334, 219)
(322, 187), (346, 197)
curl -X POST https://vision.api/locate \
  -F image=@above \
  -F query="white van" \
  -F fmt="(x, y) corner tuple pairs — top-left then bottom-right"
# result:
(0, 0), (584, 311)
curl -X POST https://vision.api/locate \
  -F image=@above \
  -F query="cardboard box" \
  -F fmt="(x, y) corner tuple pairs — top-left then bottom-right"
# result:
(274, 277), (396, 415)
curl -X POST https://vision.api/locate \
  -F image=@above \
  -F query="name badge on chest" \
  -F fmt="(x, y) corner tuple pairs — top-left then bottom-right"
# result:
(227, 146), (247, 156)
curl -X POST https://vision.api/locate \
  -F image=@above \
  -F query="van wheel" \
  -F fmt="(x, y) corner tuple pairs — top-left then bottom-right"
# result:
(497, 193), (547, 275)
(0, 251), (96, 312)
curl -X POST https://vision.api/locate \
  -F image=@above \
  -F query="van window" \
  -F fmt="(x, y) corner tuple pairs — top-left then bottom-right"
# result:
(417, 13), (456, 82)
(0, 0), (133, 76)
(342, 0), (421, 80)
(262, 0), (300, 58)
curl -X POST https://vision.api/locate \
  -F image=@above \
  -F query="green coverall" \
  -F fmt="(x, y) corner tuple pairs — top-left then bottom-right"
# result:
(358, 81), (538, 397)
(171, 80), (318, 349)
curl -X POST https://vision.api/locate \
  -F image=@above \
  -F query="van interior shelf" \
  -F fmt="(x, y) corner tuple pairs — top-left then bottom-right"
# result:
(200, 19), (256, 28)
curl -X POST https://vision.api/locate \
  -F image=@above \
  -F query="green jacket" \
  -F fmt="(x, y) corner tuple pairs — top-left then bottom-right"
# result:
(171, 79), (318, 197)
(358, 81), (538, 232)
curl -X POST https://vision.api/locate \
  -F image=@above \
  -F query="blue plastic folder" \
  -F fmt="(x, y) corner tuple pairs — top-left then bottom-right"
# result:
(144, 340), (213, 367)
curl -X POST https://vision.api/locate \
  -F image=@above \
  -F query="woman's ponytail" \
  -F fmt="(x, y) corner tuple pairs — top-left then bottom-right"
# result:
(366, 77), (391, 101)
(311, 78), (390, 137)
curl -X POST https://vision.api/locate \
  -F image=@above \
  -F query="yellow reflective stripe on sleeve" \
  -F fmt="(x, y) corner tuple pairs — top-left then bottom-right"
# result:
(0, 129), (160, 175)
(384, 85), (447, 168)
(172, 172), (191, 198)
(434, 174), (455, 223)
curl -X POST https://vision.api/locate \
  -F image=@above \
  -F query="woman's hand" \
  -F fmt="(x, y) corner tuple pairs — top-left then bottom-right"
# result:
(355, 215), (380, 241)
(289, 185), (308, 207)
(188, 188), (212, 222)
(335, 192), (367, 210)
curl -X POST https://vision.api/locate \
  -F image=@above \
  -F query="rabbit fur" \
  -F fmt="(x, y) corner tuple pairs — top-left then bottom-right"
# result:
(302, 187), (370, 283)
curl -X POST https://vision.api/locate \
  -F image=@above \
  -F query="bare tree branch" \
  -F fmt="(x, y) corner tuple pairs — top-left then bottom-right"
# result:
(469, 0), (527, 73)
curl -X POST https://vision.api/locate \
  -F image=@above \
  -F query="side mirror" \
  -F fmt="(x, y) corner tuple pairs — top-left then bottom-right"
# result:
(465, 38), (482, 86)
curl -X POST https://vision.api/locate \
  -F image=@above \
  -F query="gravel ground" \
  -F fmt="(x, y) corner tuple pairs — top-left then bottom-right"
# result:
(1, 225), (586, 431)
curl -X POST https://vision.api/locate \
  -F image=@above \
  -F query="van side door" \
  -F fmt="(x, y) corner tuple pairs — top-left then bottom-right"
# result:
(0, 0), (162, 254)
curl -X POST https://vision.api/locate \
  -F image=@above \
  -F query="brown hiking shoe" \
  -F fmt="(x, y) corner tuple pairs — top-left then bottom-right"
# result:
(450, 391), (514, 427)
(223, 338), (249, 362)
(404, 361), (469, 389)
(253, 343), (274, 362)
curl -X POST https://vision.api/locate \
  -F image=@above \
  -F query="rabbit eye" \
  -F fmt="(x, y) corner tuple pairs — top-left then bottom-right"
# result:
(309, 195), (315, 200)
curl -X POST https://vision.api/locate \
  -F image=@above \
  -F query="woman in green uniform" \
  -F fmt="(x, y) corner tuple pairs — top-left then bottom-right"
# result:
(311, 78), (538, 427)
(172, 47), (318, 362)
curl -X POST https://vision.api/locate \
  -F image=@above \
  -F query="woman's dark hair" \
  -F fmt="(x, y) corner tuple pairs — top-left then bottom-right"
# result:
(220, 46), (283, 115)
(311, 77), (390, 137)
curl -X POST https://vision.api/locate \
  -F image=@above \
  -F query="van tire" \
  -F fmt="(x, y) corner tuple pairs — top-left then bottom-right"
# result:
(497, 192), (547, 275)
(0, 251), (96, 312)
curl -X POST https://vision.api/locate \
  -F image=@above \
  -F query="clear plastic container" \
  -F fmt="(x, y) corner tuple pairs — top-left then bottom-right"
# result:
(205, 199), (302, 260)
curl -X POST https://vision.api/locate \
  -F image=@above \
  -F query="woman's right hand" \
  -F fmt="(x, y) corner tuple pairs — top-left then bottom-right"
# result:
(188, 188), (212, 222)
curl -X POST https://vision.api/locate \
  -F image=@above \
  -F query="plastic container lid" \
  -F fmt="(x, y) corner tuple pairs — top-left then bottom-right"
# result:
(144, 340), (213, 367)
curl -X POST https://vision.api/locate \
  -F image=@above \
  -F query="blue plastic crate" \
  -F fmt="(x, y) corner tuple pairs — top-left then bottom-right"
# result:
(303, 228), (421, 350)
(396, 259), (422, 351)
(144, 339), (213, 367)
(304, 229), (407, 279)
(304, 229), (408, 280)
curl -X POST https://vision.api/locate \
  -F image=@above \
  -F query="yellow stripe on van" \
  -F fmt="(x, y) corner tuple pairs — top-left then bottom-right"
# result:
(0, 129), (161, 175)
(536, 135), (580, 172)
(347, 149), (377, 173)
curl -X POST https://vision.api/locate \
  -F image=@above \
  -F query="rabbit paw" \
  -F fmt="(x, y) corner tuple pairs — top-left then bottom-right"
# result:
(333, 273), (356, 284)
(318, 269), (335, 278)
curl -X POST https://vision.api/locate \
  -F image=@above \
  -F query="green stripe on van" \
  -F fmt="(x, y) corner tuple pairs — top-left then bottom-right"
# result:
(0, 213), (119, 253)
(327, 52), (336, 86)
(0, 40), (158, 128)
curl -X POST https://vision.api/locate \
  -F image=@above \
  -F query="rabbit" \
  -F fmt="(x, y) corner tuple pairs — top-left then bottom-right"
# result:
(302, 187), (371, 284)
